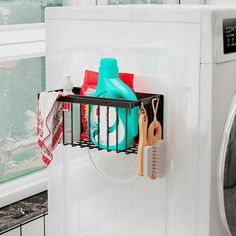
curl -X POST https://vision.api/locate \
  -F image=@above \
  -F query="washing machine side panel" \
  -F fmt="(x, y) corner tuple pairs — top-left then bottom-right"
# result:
(210, 61), (236, 236)
(197, 64), (213, 236)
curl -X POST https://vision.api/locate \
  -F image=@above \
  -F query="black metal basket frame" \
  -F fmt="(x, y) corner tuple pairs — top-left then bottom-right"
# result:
(44, 87), (164, 154)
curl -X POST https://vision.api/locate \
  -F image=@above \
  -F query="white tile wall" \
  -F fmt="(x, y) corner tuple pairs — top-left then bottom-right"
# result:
(98, 218), (114, 236)
(45, 215), (48, 235)
(80, 195), (98, 232)
(2, 215), (47, 236)
(22, 218), (44, 236)
(1, 228), (20, 236)
(80, 226), (98, 236)
(98, 189), (114, 222)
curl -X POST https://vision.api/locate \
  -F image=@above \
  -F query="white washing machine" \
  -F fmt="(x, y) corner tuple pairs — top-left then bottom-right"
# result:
(45, 5), (236, 236)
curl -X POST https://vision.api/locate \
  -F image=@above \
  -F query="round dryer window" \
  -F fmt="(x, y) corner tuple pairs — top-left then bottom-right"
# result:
(224, 114), (236, 236)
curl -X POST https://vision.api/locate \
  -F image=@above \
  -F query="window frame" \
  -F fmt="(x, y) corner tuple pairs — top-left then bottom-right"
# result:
(0, 52), (47, 207)
(0, 169), (47, 208)
(95, 0), (208, 4)
(75, 0), (182, 5)
(0, 21), (46, 207)
(0, 23), (45, 61)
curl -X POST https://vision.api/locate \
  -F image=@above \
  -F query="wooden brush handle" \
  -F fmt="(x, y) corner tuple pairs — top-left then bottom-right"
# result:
(147, 120), (162, 145)
(137, 110), (148, 176)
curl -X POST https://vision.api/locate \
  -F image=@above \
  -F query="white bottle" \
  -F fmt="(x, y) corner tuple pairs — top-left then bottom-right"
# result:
(62, 74), (73, 144)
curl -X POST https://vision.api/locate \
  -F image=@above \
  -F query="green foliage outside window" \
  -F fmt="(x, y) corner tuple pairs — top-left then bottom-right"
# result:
(0, 57), (46, 183)
(0, 0), (63, 25)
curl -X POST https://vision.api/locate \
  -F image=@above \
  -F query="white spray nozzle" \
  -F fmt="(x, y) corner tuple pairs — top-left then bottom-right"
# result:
(62, 74), (73, 93)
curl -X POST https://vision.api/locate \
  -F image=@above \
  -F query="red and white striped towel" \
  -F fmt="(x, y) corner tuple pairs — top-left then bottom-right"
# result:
(37, 91), (67, 166)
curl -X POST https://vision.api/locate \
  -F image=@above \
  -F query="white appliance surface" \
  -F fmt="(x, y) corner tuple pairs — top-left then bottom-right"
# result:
(45, 5), (236, 236)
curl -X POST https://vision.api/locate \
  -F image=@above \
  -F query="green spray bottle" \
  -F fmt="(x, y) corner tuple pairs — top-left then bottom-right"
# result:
(89, 58), (139, 151)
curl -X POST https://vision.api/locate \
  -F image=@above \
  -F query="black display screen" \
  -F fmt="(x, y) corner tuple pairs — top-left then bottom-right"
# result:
(223, 18), (236, 54)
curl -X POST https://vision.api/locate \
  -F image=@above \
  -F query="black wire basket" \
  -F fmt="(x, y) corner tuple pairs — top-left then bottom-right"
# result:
(46, 87), (164, 154)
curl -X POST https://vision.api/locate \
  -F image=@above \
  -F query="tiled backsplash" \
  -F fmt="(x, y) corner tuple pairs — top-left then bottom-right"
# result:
(0, 213), (47, 236)
(0, 191), (48, 236)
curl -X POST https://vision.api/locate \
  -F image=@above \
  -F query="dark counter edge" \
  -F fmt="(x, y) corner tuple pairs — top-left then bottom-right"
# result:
(0, 191), (48, 234)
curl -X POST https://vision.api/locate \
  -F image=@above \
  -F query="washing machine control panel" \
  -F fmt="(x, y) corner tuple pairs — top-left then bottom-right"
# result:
(223, 18), (236, 54)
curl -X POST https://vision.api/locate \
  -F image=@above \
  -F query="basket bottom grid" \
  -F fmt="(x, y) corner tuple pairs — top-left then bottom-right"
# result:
(63, 140), (138, 154)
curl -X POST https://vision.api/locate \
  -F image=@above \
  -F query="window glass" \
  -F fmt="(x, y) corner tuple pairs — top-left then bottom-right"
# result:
(108, 0), (164, 4)
(0, 57), (46, 183)
(224, 114), (236, 235)
(0, 0), (63, 25)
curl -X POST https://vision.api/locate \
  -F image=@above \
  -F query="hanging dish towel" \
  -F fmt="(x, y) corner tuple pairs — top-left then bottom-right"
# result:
(37, 91), (67, 166)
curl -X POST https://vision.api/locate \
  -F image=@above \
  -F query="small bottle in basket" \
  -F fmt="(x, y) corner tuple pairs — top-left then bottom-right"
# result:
(62, 74), (73, 144)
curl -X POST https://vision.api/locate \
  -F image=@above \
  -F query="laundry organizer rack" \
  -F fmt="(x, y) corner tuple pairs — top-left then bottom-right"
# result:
(51, 87), (164, 154)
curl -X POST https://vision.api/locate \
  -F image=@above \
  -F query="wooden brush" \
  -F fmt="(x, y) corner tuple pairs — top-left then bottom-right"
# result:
(143, 98), (167, 180)
(137, 102), (149, 176)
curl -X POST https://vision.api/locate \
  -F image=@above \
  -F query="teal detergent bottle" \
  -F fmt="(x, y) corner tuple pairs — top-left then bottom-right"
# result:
(89, 58), (139, 151)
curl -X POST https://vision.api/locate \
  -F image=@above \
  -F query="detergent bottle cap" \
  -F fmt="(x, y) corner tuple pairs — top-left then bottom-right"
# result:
(99, 58), (119, 78)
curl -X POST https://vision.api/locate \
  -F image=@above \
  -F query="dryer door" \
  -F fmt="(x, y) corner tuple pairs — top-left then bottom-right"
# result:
(218, 94), (236, 236)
